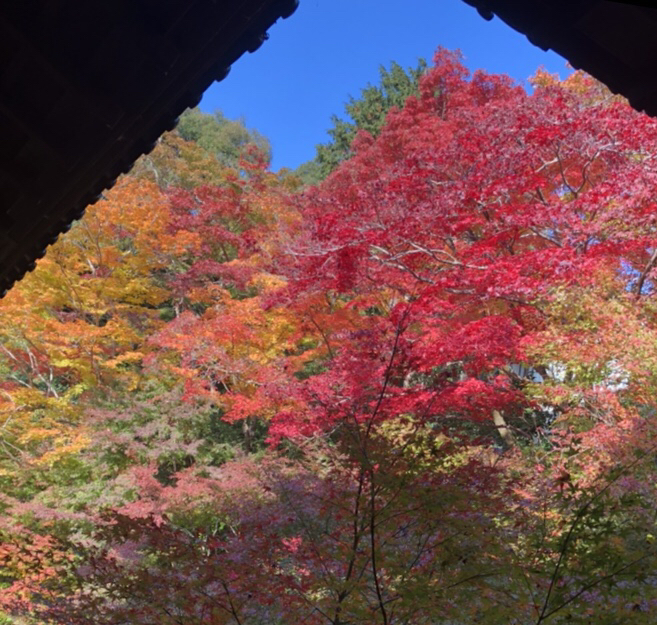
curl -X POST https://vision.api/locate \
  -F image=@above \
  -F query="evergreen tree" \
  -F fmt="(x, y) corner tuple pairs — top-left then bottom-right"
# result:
(296, 59), (427, 184)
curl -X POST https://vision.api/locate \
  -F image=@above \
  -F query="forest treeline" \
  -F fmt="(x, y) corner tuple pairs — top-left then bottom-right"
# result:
(3, 49), (657, 624)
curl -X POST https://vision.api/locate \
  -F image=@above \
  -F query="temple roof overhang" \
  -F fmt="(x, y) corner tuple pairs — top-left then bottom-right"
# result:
(463, 0), (657, 114)
(0, 0), (297, 295)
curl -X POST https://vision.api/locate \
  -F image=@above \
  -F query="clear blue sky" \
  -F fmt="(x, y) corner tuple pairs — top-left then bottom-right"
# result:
(199, 0), (571, 172)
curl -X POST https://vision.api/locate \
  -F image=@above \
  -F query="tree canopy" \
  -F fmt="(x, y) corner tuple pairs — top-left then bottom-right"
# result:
(2, 49), (657, 625)
(177, 108), (272, 167)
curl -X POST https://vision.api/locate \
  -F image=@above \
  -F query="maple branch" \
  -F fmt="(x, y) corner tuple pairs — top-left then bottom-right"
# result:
(363, 312), (413, 625)
(634, 248), (657, 299)
(365, 306), (410, 444)
(332, 466), (368, 624)
(534, 187), (548, 205)
(573, 149), (600, 198)
(0, 345), (19, 366)
(7, 374), (30, 389)
(369, 471), (389, 625)
(25, 347), (60, 398)
(535, 157), (559, 173)
(368, 245), (435, 283)
(0, 344), (61, 398)
(0, 436), (23, 463)
(528, 227), (562, 247)
(371, 242), (488, 276)
(332, 311), (412, 625)
(538, 441), (657, 623)
(496, 295), (547, 316)
(299, 599), (335, 625)
(286, 244), (351, 257)
(263, 453), (368, 623)
(221, 581), (245, 625)
(444, 569), (502, 590)
(444, 287), (476, 295)
(194, 587), (240, 622)
(555, 146), (576, 198)
(308, 314), (334, 359)
(382, 260), (435, 284)
(404, 241), (488, 270)
(538, 553), (652, 624)
(159, 604), (186, 625)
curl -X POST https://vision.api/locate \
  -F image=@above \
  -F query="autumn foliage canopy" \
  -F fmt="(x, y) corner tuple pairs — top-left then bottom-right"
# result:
(3, 49), (657, 624)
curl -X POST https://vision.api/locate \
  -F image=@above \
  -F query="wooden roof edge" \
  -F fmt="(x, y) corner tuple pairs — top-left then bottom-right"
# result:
(462, 0), (657, 117)
(0, 0), (298, 297)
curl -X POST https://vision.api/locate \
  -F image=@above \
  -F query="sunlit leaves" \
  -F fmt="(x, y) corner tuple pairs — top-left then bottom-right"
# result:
(5, 48), (657, 625)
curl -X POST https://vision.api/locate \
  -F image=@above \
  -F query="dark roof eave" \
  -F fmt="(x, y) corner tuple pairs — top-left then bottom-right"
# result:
(0, 0), (298, 296)
(463, 0), (657, 116)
